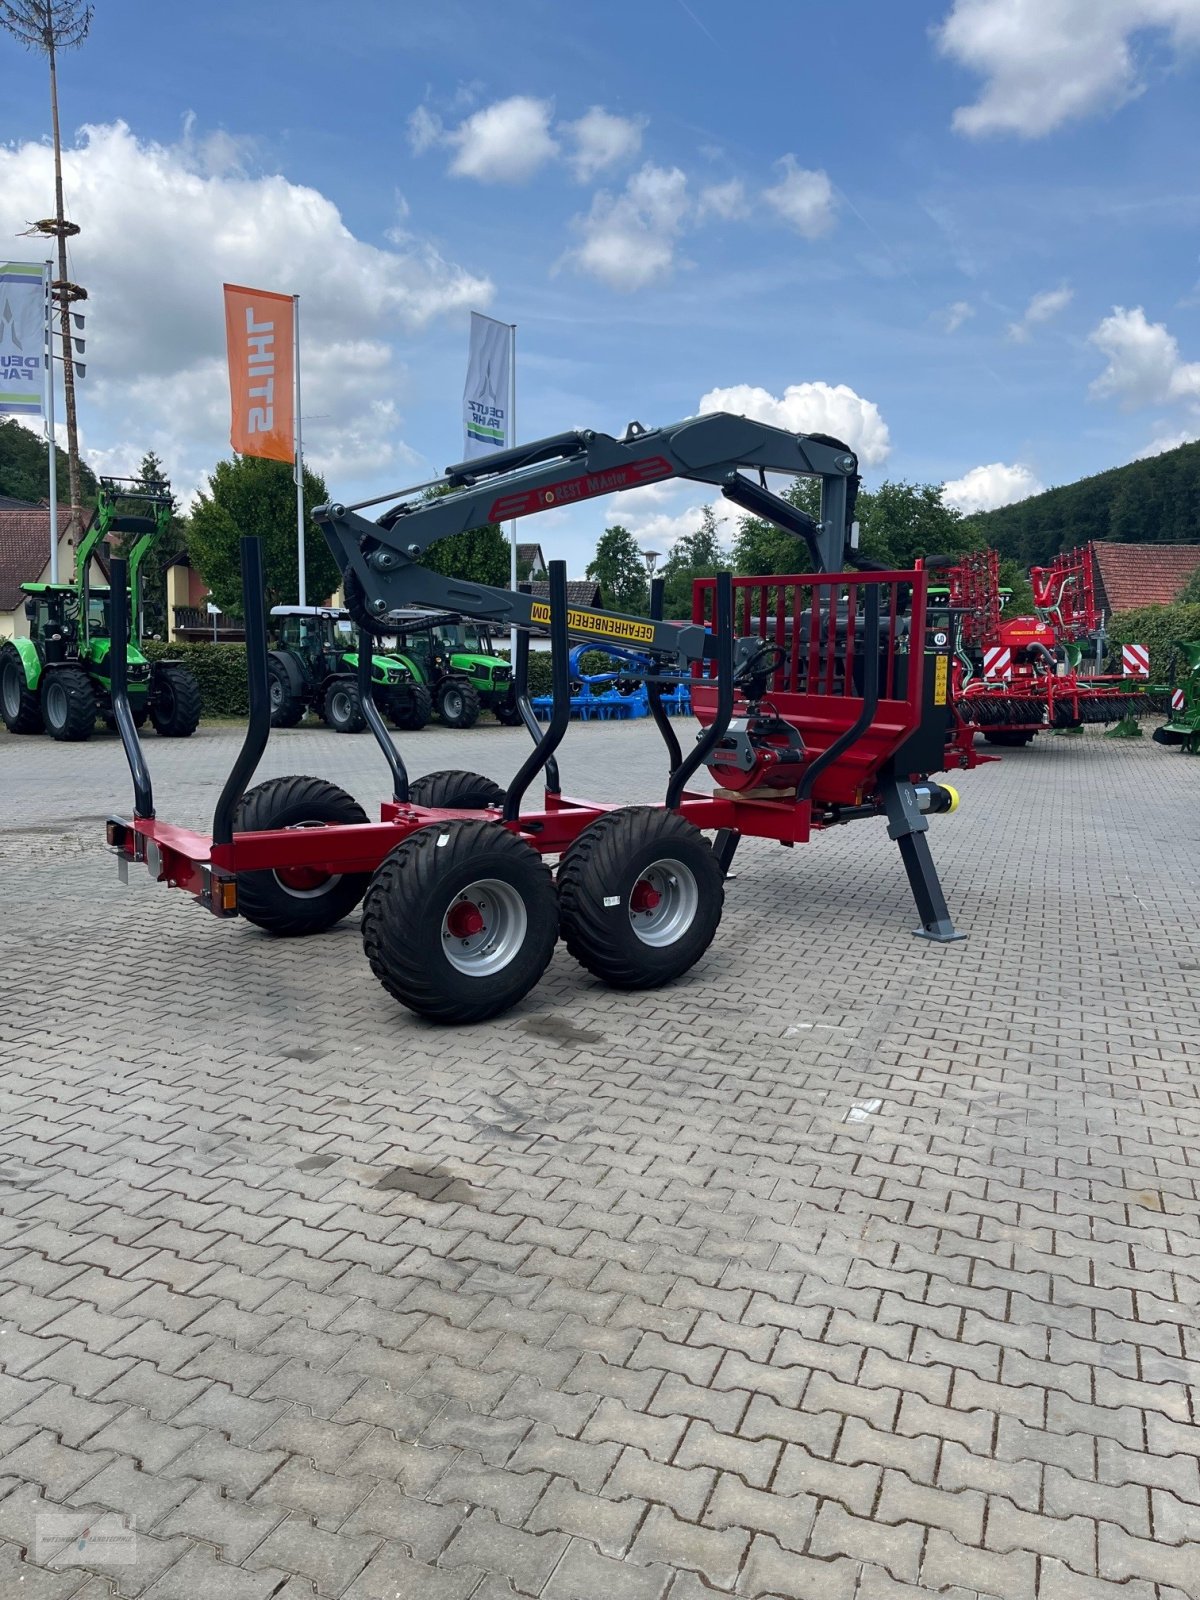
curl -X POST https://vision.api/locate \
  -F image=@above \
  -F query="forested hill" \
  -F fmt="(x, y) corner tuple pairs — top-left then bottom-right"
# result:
(966, 438), (1200, 566)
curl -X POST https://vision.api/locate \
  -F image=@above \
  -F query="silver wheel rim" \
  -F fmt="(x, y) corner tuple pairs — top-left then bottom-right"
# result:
(442, 877), (527, 976)
(272, 822), (343, 899)
(269, 677), (284, 709)
(444, 688), (463, 720)
(1, 662), (21, 720)
(331, 690), (352, 724)
(628, 856), (699, 947)
(44, 679), (68, 727)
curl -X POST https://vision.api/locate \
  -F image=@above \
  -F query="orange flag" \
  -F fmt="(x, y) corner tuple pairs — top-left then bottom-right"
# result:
(223, 283), (294, 462)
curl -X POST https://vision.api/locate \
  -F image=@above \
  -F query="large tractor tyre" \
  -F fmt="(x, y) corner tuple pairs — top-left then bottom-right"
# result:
(233, 775), (370, 937)
(41, 667), (97, 742)
(324, 679), (366, 734)
(362, 820), (558, 1024)
(268, 658), (305, 728)
(436, 678), (480, 729)
(557, 807), (724, 991)
(982, 730), (1034, 747)
(0, 645), (44, 734)
(407, 770), (507, 810)
(493, 695), (525, 727)
(391, 684), (433, 732)
(150, 665), (202, 738)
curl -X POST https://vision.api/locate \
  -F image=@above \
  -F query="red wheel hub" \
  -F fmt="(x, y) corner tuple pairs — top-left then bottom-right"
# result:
(275, 865), (331, 891)
(447, 901), (486, 938)
(630, 878), (661, 913)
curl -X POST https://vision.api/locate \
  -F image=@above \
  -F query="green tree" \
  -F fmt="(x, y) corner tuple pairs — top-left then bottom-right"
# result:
(414, 483), (513, 587)
(587, 523), (648, 611)
(0, 416), (97, 506)
(110, 451), (187, 638)
(997, 556), (1034, 615)
(1177, 565), (1200, 604)
(659, 505), (729, 618)
(858, 481), (974, 567)
(187, 454), (335, 614)
(732, 479), (821, 575)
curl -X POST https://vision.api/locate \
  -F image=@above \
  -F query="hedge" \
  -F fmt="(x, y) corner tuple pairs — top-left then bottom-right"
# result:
(142, 641), (633, 719)
(1106, 603), (1200, 683)
(144, 641), (250, 717)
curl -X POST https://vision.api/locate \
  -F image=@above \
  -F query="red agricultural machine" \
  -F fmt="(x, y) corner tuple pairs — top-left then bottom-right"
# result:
(943, 546), (1159, 752)
(105, 412), (980, 1024)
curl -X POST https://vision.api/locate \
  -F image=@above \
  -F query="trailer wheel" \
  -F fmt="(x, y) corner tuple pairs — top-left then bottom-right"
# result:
(392, 684), (433, 731)
(0, 644), (44, 734)
(437, 679), (480, 729)
(234, 775), (370, 936)
(324, 679), (366, 734)
(557, 807), (724, 990)
(41, 666), (96, 742)
(407, 770), (507, 809)
(362, 820), (557, 1023)
(268, 659), (305, 727)
(150, 664), (202, 738)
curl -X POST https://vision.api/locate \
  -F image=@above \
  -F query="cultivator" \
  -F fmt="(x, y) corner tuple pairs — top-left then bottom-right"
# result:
(105, 411), (978, 1025)
(944, 546), (1159, 750)
(1154, 641), (1200, 753)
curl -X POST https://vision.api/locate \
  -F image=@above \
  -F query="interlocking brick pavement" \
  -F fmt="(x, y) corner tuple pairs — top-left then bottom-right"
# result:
(1, 716), (1199, 1598)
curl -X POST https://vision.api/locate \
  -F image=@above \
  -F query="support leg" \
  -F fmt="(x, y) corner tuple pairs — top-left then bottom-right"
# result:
(712, 828), (740, 877)
(882, 779), (965, 943)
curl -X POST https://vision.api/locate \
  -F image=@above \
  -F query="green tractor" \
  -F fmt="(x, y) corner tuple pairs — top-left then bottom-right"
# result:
(267, 606), (432, 733)
(385, 610), (521, 727)
(0, 476), (201, 742)
(1153, 641), (1200, 755)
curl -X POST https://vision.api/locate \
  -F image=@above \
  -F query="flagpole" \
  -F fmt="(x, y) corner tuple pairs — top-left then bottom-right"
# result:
(44, 261), (59, 584)
(293, 294), (305, 607)
(508, 320), (517, 660)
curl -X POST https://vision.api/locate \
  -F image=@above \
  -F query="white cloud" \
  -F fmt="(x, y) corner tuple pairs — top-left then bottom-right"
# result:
(620, 495), (739, 554)
(941, 300), (975, 333)
(0, 120), (490, 504)
(699, 381), (892, 468)
(942, 462), (1045, 513)
(1133, 428), (1199, 458)
(761, 156), (836, 237)
(936, 0), (1200, 138)
(447, 95), (558, 183)
(562, 107), (645, 181)
(1088, 305), (1200, 408)
(564, 164), (690, 291)
(407, 105), (443, 155)
(697, 179), (750, 221)
(1007, 284), (1073, 342)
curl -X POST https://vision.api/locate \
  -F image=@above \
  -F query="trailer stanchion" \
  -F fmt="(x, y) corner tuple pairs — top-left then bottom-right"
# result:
(503, 561), (571, 823)
(108, 555), (154, 820)
(356, 631), (408, 803)
(213, 538), (271, 847)
(646, 576), (684, 777)
(666, 571), (734, 811)
(514, 580), (560, 795)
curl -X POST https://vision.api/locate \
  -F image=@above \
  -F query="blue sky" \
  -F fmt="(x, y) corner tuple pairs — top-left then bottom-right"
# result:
(4, 0), (1199, 568)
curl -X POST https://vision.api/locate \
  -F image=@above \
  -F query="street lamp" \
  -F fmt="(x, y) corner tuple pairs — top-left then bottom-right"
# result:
(642, 550), (662, 577)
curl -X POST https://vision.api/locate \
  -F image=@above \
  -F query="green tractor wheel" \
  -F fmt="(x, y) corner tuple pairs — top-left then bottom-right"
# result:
(494, 694), (524, 726)
(268, 659), (305, 728)
(41, 666), (97, 742)
(150, 664), (202, 738)
(436, 678), (480, 729)
(0, 644), (44, 734)
(392, 684), (433, 731)
(324, 679), (366, 734)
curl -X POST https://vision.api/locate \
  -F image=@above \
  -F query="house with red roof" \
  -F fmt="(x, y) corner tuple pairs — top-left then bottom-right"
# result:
(1088, 541), (1200, 612)
(0, 499), (105, 640)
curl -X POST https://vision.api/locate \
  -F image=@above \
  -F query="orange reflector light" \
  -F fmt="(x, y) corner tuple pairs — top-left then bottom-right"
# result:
(106, 820), (120, 846)
(216, 878), (238, 913)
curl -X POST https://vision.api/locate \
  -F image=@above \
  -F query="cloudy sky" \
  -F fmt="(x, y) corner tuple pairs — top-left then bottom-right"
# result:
(4, 0), (1200, 569)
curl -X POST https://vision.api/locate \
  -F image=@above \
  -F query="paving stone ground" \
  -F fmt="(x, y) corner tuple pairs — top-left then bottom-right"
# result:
(0, 714), (1198, 1600)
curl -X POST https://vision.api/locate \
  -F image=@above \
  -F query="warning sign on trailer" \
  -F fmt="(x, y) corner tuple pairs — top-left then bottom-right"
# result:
(933, 655), (948, 706)
(529, 603), (656, 644)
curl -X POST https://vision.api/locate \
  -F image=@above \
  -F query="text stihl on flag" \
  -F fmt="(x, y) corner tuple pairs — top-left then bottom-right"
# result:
(223, 284), (294, 463)
(463, 312), (510, 460)
(0, 262), (45, 418)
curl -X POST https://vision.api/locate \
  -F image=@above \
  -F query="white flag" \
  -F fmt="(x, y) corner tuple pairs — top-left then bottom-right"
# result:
(0, 262), (46, 418)
(463, 311), (511, 459)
